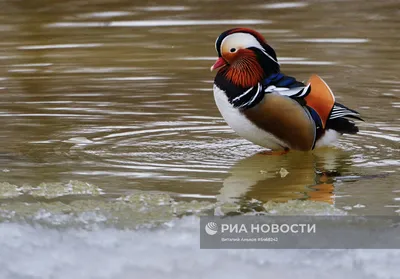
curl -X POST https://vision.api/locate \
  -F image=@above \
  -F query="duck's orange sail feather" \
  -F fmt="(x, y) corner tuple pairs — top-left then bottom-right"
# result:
(305, 75), (335, 128)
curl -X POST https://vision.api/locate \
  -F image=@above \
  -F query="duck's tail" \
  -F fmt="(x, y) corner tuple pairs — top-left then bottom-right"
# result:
(326, 102), (364, 134)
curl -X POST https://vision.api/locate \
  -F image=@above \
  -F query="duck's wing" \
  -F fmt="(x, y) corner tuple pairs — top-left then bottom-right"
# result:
(222, 72), (362, 129)
(242, 92), (317, 151)
(263, 73), (363, 128)
(262, 73), (336, 128)
(303, 74), (335, 128)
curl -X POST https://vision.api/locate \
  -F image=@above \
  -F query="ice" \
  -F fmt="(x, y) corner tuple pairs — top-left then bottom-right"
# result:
(0, 217), (398, 279)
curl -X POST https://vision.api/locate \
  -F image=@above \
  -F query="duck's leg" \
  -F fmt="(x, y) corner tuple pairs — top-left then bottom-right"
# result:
(258, 148), (289, 156)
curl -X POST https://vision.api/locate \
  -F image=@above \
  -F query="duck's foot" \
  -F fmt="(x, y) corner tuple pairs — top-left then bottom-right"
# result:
(258, 148), (289, 156)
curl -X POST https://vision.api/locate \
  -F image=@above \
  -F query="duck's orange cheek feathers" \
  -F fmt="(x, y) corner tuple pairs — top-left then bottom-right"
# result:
(224, 51), (264, 88)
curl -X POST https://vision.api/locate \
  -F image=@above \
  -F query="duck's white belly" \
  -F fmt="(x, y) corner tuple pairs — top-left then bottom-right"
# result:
(213, 85), (287, 150)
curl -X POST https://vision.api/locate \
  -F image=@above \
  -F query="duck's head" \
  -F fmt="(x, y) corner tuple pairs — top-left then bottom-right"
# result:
(211, 28), (280, 88)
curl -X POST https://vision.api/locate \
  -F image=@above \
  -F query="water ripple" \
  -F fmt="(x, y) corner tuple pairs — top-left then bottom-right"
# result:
(17, 43), (103, 50)
(46, 19), (270, 28)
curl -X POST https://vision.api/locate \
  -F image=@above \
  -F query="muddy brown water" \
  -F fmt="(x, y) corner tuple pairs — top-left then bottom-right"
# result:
(0, 0), (398, 218)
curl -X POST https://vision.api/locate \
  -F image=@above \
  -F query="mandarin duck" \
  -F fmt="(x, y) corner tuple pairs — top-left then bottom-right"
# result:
(211, 28), (363, 152)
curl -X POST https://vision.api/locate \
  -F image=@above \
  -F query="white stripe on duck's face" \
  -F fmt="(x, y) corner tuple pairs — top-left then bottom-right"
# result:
(220, 33), (264, 54)
(213, 84), (287, 150)
(220, 33), (279, 65)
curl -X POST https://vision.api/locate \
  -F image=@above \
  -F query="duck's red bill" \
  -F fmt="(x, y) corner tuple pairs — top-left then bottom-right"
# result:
(210, 57), (226, 72)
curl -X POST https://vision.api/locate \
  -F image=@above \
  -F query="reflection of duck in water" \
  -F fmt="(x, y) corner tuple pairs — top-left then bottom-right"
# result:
(217, 148), (350, 205)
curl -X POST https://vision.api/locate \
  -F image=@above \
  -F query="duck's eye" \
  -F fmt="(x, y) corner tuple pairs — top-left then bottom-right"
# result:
(230, 48), (237, 53)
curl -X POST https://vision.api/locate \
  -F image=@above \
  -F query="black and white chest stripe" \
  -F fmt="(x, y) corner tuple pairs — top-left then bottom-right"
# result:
(231, 83), (312, 109)
(215, 80), (311, 110)
(214, 71), (313, 109)
(230, 83), (263, 109)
